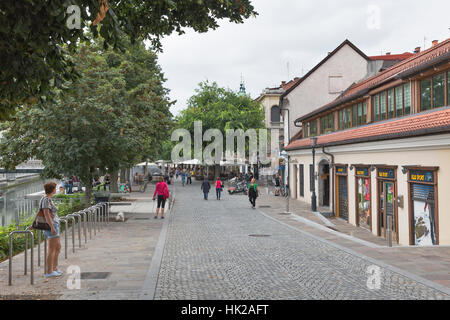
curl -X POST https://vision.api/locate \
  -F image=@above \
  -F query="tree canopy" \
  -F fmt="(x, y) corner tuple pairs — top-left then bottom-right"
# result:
(0, 35), (173, 203)
(0, 0), (257, 119)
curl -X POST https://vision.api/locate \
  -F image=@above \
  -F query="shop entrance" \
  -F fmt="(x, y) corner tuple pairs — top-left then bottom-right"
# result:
(408, 168), (439, 246)
(335, 165), (348, 221)
(377, 167), (398, 243)
(319, 160), (330, 207)
(355, 167), (371, 231)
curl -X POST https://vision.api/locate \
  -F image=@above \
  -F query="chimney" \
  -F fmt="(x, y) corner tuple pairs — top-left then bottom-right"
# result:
(414, 47), (421, 54)
(432, 40), (439, 47)
(386, 52), (391, 55)
(281, 81), (286, 87)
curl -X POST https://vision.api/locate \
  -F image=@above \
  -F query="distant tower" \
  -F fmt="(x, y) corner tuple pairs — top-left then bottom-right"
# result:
(238, 75), (246, 96)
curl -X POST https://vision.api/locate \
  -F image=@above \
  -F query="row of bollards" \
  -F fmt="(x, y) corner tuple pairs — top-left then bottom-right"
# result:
(8, 202), (110, 286)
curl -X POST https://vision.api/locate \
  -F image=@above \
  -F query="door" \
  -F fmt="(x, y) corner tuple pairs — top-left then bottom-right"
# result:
(337, 175), (348, 221)
(378, 181), (397, 240)
(323, 165), (330, 207)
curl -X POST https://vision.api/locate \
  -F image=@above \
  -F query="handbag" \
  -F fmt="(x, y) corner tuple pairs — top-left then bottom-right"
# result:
(31, 197), (51, 230)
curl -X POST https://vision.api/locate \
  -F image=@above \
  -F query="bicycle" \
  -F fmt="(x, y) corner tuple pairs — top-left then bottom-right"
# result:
(140, 181), (149, 193)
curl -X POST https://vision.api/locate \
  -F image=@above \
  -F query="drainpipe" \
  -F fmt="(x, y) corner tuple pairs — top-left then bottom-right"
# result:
(322, 146), (335, 216)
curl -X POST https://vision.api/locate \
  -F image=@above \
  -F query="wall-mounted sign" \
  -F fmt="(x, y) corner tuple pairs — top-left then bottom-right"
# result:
(409, 170), (434, 183)
(336, 166), (347, 175)
(378, 168), (395, 179)
(355, 167), (369, 177)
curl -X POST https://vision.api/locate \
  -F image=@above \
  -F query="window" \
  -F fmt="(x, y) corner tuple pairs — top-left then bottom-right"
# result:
(320, 113), (334, 134)
(338, 108), (351, 129)
(395, 86), (403, 117)
(309, 164), (314, 192)
(271, 105), (281, 123)
(387, 89), (394, 119)
(310, 120), (318, 136)
(433, 73), (445, 108)
(352, 105), (357, 127)
(299, 164), (304, 197)
(380, 92), (386, 120)
(421, 78), (432, 111)
(448, 71), (450, 105)
(404, 83), (411, 115)
(373, 95), (380, 122)
(357, 103), (363, 125)
(362, 101), (367, 124)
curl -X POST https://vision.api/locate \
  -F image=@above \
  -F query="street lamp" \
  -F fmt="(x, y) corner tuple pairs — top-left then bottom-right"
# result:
(311, 136), (318, 212)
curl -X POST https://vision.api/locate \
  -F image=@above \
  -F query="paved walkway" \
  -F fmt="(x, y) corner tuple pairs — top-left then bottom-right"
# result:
(1, 179), (449, 300)
(154, 181), (449, 300)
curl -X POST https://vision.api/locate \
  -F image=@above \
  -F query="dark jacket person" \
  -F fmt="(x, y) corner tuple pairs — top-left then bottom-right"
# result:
(201, 178), (211, 200)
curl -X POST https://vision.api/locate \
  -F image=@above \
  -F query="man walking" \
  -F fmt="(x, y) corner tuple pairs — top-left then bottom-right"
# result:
(201, 177), (211, 200)
(186, 169), (192, 185)
(180, 169), (186, 186)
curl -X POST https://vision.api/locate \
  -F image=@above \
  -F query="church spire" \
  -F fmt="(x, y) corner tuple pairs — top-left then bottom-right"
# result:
(238, 75), (246, 96)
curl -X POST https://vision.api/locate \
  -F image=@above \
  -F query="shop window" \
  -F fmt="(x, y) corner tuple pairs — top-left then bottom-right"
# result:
(355, 167), (371, 230)
(408, 169), (438, 246)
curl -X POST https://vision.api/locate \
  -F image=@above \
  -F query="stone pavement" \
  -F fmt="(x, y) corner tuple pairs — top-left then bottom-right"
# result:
(256, 188), (450, 289)
(154, 180), (450, 300)
(0, 184), (172, 300)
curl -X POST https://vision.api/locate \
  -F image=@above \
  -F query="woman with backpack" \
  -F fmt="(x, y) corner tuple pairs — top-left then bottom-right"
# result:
(248, 178), (260, 209)
(153, 177), (169, 219)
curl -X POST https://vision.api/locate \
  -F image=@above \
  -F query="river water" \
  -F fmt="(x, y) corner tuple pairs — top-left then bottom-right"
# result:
(0, 178), (50, 227)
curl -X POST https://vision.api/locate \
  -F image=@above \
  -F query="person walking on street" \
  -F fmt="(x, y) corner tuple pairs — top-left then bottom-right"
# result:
(153, 177), (169, 219)
(187, 169), (192, 185)
(215, 178), (223, 200)
(175, 168), (179, 180)
(201, 177), (211, 200)
(40, 182), (63, 277)
(248, 178), (260, 209)
(180, 169), (186, 186)
(274, 174), (281, 196)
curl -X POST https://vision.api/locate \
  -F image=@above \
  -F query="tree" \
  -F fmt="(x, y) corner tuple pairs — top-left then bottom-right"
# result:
(175, 81), (265, 178)
(0, 0), (257, 119)
(0, 36), (172, 205)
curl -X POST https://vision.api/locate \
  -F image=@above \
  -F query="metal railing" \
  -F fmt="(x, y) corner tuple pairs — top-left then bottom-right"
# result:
(7, 201), (112, 286)
(9, 230), (34, 286)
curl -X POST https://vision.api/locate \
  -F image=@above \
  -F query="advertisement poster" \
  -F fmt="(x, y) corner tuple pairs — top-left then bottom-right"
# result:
(413, 200), (435, 246)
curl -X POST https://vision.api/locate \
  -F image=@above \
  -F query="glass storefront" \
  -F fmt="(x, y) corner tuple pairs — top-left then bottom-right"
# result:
(408, 169), (438, 246)
(355, 167), (371, 230)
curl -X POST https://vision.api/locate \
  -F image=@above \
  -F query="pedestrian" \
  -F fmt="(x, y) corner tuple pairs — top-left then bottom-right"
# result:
(215, 178), (223, 200)
(180, 169), (186, 186)
(40, 182), (63, 277)
(153, 177), (169, 219)
(248, 178), (260, 209)
(175, 168), (179, 180)
(201, 177), (211, 200)
(104, 173), (111, 191)
(68, 176), (73, 194)
(274, 174), (281, 196)
(125, 180), (132, 193)
(186, 169), (192, 185)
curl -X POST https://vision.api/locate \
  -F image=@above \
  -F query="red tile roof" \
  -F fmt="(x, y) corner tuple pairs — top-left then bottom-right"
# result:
(369, 53), (414, 61)
(286, 107), (450, 150)
(296, 38), (450, 123)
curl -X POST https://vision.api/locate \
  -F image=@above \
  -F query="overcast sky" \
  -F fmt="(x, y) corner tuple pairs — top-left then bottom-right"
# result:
(156, 0), (450, 116)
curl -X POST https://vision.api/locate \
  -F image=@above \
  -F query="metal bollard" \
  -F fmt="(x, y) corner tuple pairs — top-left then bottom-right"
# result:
(86, 209), (92, 240)
(59, 218), (69, 259)
(37, 230), (41, 267)
(91, 207), (97, 236)
(68, 213), (82, 248)
(44, 236), (47, 274)
(96, 206), (102, 231)
(65, 215), (76, 253)
(79, 211), (88, 243)
(9, 230), (34, 286)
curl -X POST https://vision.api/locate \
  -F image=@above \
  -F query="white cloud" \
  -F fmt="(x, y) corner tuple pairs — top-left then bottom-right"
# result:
(156, 0), (450, 116)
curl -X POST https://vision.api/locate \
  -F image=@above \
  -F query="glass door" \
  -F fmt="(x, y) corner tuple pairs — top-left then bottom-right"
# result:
(378, 181), (397, 241)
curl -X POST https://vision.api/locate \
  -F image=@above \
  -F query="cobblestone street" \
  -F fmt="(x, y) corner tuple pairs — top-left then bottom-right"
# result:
(154, 181), (450, 300)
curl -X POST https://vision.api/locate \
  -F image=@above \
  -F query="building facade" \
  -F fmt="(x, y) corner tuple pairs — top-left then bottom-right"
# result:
(285, 38), (450, 246)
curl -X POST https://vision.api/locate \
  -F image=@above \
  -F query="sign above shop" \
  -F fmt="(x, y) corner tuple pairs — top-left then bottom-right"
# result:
(409, 170), (434, 183)
(378, 168), (395, 179)
(355, 167), (369, 177)
(336, 166), (347, 175)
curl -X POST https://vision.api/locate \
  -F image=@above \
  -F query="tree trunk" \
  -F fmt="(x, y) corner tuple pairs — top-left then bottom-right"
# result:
(85, 184), (92, 208)
(126, 168), (130, 182)
(214, 164), (220, 180)
(120, 168), (126, 183)
(110, 170), (119, 193)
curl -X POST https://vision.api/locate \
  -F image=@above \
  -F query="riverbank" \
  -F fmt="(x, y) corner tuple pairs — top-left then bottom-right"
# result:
(0, 175), (42, 190)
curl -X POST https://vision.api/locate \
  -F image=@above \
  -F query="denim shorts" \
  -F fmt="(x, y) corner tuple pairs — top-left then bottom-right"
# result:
(43, 222), (60, 239)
